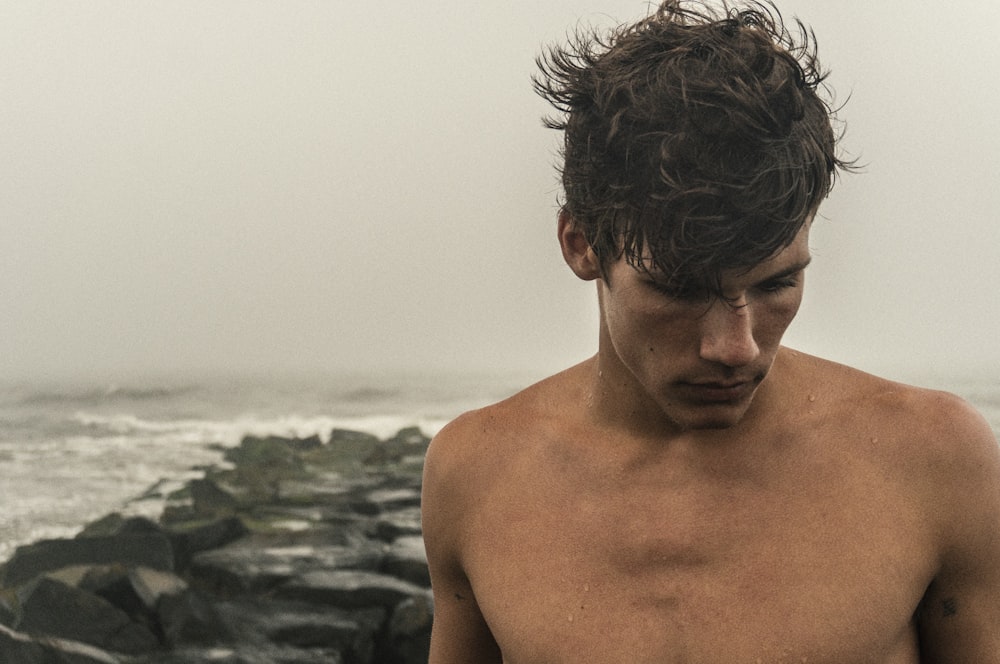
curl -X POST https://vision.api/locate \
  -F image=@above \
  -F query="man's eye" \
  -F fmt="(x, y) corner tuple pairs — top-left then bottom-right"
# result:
(757, 278), (798, 294)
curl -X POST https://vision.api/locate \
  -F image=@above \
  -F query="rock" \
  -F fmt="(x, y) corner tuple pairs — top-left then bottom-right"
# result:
(15, 576), (160, 654)
(0, 623), (123, 664)
(1, 533), (174, 587)
(277, 570), (425, 610)
(253, 602), (379, 650)
(387, 427), (431, 447)
(1, 422), (435, 664)
(226, 435), (313, 468)
(157, 587), (230, 647)
(127, 567), (190, 608)
(169, 516), (249, 570)
(188, 534), (384, 597)
(383, 592), (434, 664)
(0, 587), (17, 626)
(370, 506), (423, 542)
(382, 536), (430, 587)
(213, 599), (381, 663)
(351, 488), (422, 516)
(143, 644), (345, 664)
(188, 477), (243, 515)
(75, 513), (164, 540)
(364, 427), (431, 467)
(77, 564), (158, 632)
(329, 428), (381, 450)
(275, 476), (357, 507)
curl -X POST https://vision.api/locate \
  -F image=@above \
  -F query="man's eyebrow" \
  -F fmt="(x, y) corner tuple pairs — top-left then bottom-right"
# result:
(759, 256), (813, 282)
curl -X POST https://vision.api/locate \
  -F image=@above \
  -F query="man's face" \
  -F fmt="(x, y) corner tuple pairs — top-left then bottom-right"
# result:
(597, 223), (811, 432)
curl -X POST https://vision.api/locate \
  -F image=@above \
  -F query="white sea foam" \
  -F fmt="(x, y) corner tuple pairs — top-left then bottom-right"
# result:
(0, 372), (509, 562)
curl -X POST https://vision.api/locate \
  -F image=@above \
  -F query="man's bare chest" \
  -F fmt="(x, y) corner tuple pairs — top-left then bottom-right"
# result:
(463, 454), (935, 663)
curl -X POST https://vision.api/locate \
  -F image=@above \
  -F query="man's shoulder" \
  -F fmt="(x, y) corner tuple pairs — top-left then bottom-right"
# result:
(780, 348), (996, 460)
(433, 363), (587, 446)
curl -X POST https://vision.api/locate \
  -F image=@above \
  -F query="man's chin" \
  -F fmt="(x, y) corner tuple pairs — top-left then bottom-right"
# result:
(666, 395), (758, 431)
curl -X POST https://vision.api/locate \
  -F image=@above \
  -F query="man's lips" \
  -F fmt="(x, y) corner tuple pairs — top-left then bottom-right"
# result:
(677, 378), (760, 402)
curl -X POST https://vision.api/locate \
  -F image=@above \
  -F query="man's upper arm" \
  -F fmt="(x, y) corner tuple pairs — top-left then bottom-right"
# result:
(917, 395), (1000, 663)
(421, 416), (503, 664)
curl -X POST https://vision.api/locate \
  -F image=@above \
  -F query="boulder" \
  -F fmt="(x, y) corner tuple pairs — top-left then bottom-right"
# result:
(0, 623), (123, 664)
(15, 576), (160, 654)
(225, 435), (314, 467)
(1, 533), (174, 588)
(381, 536), (430, 587)
(77, 514), (162, 539)
(370, 506), (423, 542)
(277, 570), (425, 610)
(213, 599), (382, 663)
(383, 592), (434, 664)
(189, 535), (384, 597)
(364, 427), (431, 466)
(157, 587), (230, 647)
(143, 644), (345, 664)
(168, 516), (249, 570)
(351, 487), (422, 516)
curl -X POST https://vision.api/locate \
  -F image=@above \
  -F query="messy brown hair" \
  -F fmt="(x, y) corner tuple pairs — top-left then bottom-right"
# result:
(534, 0), (853, 295)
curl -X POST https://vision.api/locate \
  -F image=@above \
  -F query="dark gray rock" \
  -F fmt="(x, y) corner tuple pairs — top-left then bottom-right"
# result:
(213, 599), (381, 663)
(386, 427), (431, 447)
(277, 570), (425, 610)
(0, 623), (124, 663)
(77, 514), (162, 539)
(169, 516), (249, 570)
(1, 533), (174, 587)
(226, 435), (313, 467)
(143, 644), (345, 664)
(15, 576), (160, 654)
(157, 587), (230, 647)
(381, 536), (430, 587)
(328, 429), (381, 450)
(383, 593), (434, 664)
(370, 506), (423, 542)
(351, 488), (421, 516)
(189, 535), (384, 596)
(189, 477), (243, 515)
(127, 566), (189, 609)
(0, 589), (17, 626)
(363, 427), (431, 467)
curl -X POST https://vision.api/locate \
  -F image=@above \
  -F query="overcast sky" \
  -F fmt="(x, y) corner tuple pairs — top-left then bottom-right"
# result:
(2, 0), (998, 385)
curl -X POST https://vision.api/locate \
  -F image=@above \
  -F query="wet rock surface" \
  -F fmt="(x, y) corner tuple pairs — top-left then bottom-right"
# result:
(0, 429), (434, 663)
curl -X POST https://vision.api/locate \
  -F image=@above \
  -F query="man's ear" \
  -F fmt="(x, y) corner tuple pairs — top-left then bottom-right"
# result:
(558, 210), (602, 281)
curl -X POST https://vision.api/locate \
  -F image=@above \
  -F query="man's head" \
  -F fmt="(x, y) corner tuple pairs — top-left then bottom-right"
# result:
(535, 0), (851, 297)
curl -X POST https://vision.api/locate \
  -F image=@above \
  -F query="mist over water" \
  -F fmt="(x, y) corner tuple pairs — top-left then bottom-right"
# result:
(0, 370), (538, 561)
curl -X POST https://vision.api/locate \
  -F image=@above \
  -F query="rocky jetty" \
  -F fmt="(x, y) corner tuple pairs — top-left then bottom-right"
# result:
(0, 427), (434, 663)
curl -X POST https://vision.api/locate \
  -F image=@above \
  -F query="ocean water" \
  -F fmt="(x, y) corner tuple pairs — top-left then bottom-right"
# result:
(0, 371), (537, 562)
(0, 370), (997, 564)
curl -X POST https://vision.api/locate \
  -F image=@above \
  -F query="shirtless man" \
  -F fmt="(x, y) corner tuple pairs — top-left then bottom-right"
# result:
(421, 2), (1000, 662)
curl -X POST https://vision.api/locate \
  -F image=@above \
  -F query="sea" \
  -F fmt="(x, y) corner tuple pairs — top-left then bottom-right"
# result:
(0, 370), (538, 563)
(1, 370), (998, 564)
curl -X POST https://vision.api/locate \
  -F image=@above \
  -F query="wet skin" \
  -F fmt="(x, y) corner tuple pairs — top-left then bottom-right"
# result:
(421, 219), (1000, 663)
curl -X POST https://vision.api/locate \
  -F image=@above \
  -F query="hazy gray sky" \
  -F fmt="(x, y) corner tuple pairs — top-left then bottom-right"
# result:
(3, 1), (998, 384)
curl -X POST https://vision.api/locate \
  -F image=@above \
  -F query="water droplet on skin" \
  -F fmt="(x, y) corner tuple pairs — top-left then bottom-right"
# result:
(808, 395), (816, 402)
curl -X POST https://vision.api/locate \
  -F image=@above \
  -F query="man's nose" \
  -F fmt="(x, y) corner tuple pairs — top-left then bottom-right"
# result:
(698, 297), (760, 368)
